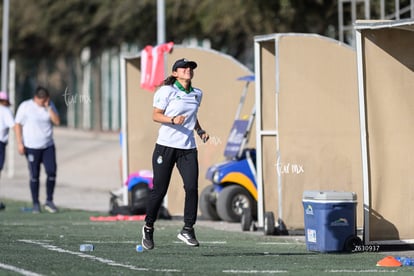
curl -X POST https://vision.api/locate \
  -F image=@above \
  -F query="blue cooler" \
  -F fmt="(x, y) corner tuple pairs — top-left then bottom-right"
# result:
(302, 190), (357, 252)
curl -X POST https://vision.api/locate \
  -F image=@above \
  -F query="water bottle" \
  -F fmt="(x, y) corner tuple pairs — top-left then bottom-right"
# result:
(80, 244), (94, 252)
(20, 207), (33, 213)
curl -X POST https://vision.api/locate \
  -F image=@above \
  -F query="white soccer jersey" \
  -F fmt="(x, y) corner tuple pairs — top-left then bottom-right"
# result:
(0, 105), (15, 143)
(153, 83), (202, 149)
(15, 99), (57, 149)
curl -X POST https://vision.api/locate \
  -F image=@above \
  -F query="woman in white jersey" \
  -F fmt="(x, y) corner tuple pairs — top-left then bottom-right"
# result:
(15, 86), (60, 213)
(141, 58), (209, 250)
(0, 91), (15, 210)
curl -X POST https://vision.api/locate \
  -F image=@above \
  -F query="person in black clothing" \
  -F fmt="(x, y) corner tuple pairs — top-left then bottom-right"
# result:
(141, 58), (209, 250)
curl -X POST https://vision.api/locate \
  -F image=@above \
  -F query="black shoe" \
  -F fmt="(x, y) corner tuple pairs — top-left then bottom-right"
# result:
(0, 202), (5, 211)
(32, 203), (41, 214)
(142, 226), (154, 250)
(177, 227), (199, 247)
(44, 201), (58, 213)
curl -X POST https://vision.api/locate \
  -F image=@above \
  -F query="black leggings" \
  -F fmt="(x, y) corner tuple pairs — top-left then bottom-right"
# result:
(145, 144), (199, 228)
(25, 145), (57, 204)
(0, 142), (6, 171)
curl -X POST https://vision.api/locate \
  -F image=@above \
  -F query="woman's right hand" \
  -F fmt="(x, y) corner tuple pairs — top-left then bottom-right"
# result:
(172, 115), (186, 125)
(17, 143), (25, 155)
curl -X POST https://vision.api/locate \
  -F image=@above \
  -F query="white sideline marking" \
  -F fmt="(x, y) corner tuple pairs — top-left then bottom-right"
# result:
(0, 262), (44, 276)
(201, 241), (227, 244)
(83, 240), (228, 245)
(223, 269), (288, 274)
(18, 240), (180, 273)
(173, 240), (227, 244)
(85, 240), (137, 244)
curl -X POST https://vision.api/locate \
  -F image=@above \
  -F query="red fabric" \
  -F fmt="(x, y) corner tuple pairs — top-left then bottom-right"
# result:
(140, 42), (174, 92)
(140, 45), (153, 91)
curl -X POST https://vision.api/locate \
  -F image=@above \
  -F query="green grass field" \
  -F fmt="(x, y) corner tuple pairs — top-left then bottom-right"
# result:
(0, 199), (413, 275)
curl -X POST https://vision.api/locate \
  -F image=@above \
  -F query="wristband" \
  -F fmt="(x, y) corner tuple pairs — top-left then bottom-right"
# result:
(171, 116), (176, 125)
(197, 129), (206, 136)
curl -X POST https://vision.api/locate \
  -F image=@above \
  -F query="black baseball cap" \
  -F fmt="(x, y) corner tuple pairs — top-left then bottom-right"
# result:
(172, 58), (197, 71)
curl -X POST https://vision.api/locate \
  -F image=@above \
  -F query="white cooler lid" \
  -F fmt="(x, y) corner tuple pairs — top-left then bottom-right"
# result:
(303, 190), (356, 202)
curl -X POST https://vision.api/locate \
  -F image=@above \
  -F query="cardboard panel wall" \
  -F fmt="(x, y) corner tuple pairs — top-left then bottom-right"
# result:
(255, 34), (363, 229)
(356, 20), (414, 244)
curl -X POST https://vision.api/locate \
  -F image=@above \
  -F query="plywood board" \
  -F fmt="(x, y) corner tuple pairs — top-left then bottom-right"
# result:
(255, 34), (362, 230)
(277, 35), (362, 229)
(359, 25), (414, 242)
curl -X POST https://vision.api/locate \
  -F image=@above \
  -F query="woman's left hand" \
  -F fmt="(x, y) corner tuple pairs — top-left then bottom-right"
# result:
(197, 129), (209, 143)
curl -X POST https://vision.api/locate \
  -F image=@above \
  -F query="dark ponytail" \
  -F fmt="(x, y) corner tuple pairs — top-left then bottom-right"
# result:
(163, 76), (176, 86)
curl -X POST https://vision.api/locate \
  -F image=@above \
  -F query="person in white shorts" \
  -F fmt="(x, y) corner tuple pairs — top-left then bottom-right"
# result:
(0, 91), (15, 210)
(15, 86), (60, 213)
(141, 58), (210, 250)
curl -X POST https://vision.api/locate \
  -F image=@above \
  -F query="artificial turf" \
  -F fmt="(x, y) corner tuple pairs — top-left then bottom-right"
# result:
(0, 199), (413, 275)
